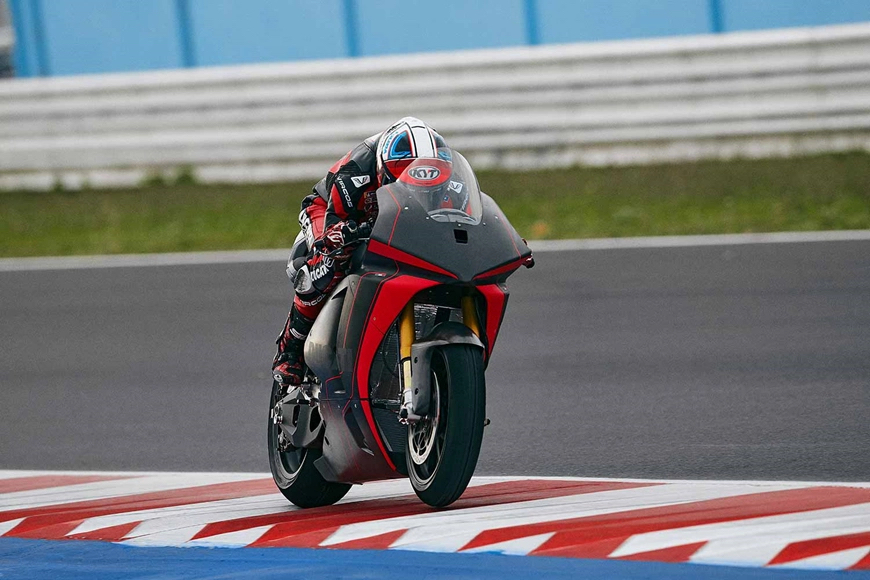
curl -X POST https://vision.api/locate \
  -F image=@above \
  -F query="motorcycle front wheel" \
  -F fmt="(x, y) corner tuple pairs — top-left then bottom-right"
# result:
(267, 380), (351, 508)
(406, 344), (486, 507)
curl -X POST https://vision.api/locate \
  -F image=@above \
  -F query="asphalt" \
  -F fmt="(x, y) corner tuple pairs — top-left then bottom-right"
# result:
(1, 241), (868, 480)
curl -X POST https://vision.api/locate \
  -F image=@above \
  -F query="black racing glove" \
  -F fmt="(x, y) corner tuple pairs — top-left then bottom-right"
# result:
(315, 220), (364, 256)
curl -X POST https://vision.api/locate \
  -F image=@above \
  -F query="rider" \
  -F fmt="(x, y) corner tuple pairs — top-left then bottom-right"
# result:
(272, 117), (451, 388)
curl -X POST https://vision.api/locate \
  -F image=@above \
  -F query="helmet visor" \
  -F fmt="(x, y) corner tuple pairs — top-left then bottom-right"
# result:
(390, 151), (483, 225)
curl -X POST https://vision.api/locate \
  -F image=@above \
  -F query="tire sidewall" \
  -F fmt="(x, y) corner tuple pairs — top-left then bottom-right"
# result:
(407, 345), (485, 506)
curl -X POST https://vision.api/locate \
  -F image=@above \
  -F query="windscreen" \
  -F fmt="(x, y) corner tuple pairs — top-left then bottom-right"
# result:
(391, 151), (483, 225)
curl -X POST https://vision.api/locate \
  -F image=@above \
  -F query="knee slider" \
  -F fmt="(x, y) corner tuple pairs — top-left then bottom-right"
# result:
(294, 264), (315, 295)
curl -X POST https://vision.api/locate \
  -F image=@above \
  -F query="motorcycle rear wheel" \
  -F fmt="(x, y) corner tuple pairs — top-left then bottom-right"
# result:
(267, 380), (351, 508)
(407, 344), (485, 507)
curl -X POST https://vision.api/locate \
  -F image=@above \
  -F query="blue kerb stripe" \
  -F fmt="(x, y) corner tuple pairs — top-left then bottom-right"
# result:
(2, 538), (868, 580)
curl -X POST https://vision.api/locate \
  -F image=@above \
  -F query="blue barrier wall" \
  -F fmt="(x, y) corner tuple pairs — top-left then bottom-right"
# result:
(720, 0), (870, 32)
(187, 0), (347, 66)
(536, 0), (711, 44)
(354, 0), (528, 55)
(7, 0), (870, 77)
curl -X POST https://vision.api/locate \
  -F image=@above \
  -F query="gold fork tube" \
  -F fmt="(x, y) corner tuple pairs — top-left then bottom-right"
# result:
(399, 302), (415, 411)
(462, 295), (480, 337)
(399, 302), (415, 360)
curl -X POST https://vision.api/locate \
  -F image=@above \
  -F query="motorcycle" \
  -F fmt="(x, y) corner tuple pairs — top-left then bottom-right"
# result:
(268, 149), (532, 508)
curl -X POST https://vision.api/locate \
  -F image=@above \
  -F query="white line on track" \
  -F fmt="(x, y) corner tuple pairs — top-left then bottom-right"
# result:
(529, 229), (870, 252)
(1, 230), (868, 272)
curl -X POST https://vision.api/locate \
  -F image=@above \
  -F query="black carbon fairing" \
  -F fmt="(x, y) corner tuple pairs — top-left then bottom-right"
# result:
(369, 153), (531, 282)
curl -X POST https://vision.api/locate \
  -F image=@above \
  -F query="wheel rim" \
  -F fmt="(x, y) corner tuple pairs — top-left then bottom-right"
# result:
(409, 372), (440, 466)
(408, 363), (447, 485)
(269, 387), (305, 481)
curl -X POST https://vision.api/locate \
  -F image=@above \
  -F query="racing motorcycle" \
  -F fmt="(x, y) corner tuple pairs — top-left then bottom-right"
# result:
(268, 150), (533, 508)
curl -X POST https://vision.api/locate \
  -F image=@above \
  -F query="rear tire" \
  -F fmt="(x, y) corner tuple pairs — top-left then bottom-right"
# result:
(407, 344), (485, 507)
(267, 380), (351, 508)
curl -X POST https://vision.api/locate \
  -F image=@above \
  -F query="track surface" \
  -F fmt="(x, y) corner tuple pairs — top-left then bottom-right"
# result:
(1, 241), (869, 479)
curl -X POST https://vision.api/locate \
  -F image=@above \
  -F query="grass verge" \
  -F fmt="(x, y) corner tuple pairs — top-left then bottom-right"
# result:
(1, 152), (868, 258)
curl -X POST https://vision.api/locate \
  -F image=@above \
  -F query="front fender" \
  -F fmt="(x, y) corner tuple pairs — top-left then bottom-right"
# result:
(409, 322), (485, 417)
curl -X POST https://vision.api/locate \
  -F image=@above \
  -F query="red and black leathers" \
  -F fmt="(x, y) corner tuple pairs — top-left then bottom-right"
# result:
(295, 132), (381, 318)
(273, 133), (383, 386)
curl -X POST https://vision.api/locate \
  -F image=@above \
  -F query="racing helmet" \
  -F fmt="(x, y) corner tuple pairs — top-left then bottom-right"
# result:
(376, 117), (451, 185)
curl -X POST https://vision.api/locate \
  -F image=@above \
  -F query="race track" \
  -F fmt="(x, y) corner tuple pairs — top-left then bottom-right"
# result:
(1, 239), (868, 480)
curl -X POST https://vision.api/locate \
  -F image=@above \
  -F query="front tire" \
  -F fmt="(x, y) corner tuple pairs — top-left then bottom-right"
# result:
(267, 380), (351, 508)
(407, 344), (486, 507)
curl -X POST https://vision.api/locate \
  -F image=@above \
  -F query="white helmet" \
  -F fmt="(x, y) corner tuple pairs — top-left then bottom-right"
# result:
(376, 117), (451, 184)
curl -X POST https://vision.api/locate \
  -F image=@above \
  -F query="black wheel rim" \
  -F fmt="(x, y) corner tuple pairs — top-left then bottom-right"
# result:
(269, 385), (305, 482)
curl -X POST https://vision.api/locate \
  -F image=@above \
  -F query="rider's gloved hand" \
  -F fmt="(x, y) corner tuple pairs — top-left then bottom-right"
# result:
(316, 220), (362, 256)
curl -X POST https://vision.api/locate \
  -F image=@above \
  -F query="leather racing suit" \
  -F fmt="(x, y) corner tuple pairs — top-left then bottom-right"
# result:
(272, 133), (383, 386)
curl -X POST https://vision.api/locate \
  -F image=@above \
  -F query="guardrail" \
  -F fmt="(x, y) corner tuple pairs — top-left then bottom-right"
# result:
(1, 22), (870, 190)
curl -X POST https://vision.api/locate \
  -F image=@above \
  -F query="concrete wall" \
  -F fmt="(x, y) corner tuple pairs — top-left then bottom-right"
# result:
(6, 0), (870, 77)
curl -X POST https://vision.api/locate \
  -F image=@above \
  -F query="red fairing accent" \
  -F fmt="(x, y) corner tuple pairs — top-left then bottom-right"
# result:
(385, 188), (403, 244)
(368, 239), (457, 278)
(477, 284), (508, 357)
(473, 257), (527, 281)
(355, 275), (440, 469)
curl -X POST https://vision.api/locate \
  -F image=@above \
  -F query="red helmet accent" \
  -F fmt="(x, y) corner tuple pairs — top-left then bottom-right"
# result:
(397, 158), (453, 187)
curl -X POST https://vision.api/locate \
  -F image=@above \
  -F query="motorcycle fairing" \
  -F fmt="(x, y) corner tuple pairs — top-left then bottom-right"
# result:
(366, 240), (456, 279)
(304, 277), (350, 387)
(371, 186), (531, 282)
(312, 268), (438, 482)
(477, 283), (509, 358)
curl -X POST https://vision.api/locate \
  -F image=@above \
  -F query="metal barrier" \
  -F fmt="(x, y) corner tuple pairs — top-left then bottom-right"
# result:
(1, 22), (870, 190)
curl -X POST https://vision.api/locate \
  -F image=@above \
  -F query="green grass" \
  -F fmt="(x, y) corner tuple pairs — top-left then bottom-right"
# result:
(2, 152), (869, 258)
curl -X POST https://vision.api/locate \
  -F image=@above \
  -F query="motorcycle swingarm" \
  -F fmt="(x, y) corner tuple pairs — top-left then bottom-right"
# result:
(408, 321), (484, 417)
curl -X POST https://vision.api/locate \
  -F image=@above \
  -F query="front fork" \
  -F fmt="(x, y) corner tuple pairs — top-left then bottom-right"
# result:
(399, 295), (480, 423)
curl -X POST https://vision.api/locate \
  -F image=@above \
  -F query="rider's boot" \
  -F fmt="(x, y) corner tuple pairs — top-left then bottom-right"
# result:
(272, 306), (314, 389)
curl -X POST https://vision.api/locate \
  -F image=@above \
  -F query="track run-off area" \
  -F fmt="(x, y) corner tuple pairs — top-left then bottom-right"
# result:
(1, 231), (869, 578)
